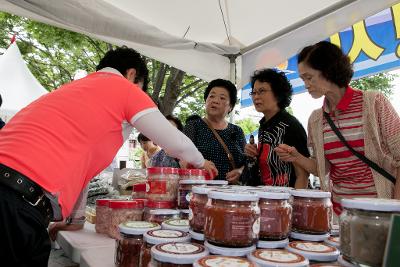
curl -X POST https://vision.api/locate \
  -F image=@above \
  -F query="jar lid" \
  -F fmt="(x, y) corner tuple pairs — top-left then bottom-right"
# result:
(204, 241), (256, 257)
(161, 219), (190, 232)
(180, 209), (190, 213)
(118, 221), (160, 235)
(290, 189), (331, 198)
(189, 229), (205, 241)
(96, 199), (111, 207)
(250, 189), (290, 200)
(194, 255), (256, 267)
(192, 185), (214, 195)
(309, 264), (341, 266)
(259, 186), (294, 193)
(147, 167), (179, 175)
(290, 232), (330, 242)
(179, 179), (207, 185)
(337, 255), (356, 267)
(144, 229), (191, 245)
(341, 198), (400, 212)
(151, 242), (209, 264)
(109, 200), (144, 209)
(149, 209), (180, 215)
(206, 180), (229, 185)
(287, 241), (339, 262)
(248, 249), (309, 267)
(324, 236), (340, 248)
(257, 238), (289, 249)
(146, 200), (176, 209)
(208, 189), (259, 202)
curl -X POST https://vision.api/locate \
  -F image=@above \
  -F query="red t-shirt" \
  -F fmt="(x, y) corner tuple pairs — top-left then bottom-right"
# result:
(0, 71), (156, 217)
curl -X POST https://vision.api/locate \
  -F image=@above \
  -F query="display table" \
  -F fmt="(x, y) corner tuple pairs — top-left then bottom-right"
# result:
(56, 222), (115, 263)
(80, 246), (115, 267)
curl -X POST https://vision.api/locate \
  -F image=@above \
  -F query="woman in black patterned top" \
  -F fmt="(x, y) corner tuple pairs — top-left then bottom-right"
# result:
(245, 69), (309, 188)
(183, 79), (246, 183)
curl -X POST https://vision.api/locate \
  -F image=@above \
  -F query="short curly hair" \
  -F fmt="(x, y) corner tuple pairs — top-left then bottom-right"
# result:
(298, 41), (353, 88)
(203, 79), (237, 110)
(250, 68), (292, 109)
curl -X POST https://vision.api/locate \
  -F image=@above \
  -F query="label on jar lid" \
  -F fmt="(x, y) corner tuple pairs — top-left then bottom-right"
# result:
(123, 221), (158, 228)
(149, 229), (186, 238)
(196, 255), (255, 267)
(325, 236), (340, 247)
(288, 241), (336, 253)
(119, 221), (160, 235)
(164, 219), (189, 227)
(253, 249), (305, 263)
(157, 242), (204, 254)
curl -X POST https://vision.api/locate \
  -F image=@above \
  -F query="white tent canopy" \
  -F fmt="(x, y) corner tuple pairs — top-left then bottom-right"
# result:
(0, 42), (47, 120)
(0, 0), (398, 86)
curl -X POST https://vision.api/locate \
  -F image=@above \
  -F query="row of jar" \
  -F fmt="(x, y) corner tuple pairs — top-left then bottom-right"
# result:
(115, 221), (341, 267)
(339, 197), (400, 267)
(189, 186), (333, 247)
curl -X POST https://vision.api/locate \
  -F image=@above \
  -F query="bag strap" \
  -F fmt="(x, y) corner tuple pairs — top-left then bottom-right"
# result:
(203, 118), (236, 170)
(323, 112), (395, 184)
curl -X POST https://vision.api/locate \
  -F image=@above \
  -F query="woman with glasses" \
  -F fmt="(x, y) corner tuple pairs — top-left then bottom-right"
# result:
(244, 68), (309, 188)
(183, 79), (247, 184)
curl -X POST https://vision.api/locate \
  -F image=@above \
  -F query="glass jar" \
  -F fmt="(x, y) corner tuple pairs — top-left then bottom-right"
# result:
(247, 248), (309, 267)
(143, 200), (176, 221)
(204, 189), (260, 247)
(190, 229), (205, 245)
(162, 219), (189, 232)
(108, 200), (144, 239)
(252, 190), (292, 240)
(189, 185), (213, 233)
(151, 242), (209, 266)
(140, 229), (191, 267)
(179, 209), (189, 219)
(194, 255), (257, 267)
(115, 221), (160, 267)
(146, 209), (180, 225)
(342, 198), (400, 267)
(290, 190), (332, 234)
(95, 199), (111, 234)
(339, 204), (353, 260)
(178, 180), (207, 209)
(286, 241), (339, 263)
(179, 169), (207, 180)
(146, 167), (179, 202)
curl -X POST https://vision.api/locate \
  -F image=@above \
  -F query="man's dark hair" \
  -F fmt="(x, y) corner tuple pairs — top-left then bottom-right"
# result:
(0, 94), (2, 107)
(250, 68), (293, 109)
(137, 133), (150, 143)
(166, 115), (183, 131)
(203, 79), (237, 111)
(96, 46), (149, 91)
(297, 41), (353, 88)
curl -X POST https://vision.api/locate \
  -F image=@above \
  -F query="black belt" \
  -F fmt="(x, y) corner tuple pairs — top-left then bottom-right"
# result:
(0, 164), (53, 224)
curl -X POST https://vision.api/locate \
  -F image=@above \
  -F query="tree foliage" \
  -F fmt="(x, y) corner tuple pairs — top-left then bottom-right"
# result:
(350, 72), (396, 98)
(235, 118), (259, 135)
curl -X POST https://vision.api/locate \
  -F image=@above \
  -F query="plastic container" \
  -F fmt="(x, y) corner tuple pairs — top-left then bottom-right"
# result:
(95, 199), (111, 234)
(204, 189), (260, 247)
(108, 200), (144, 239)
(178, 180), (207, 209)
(247, 248), (309, 267)
(290, 190), (332, 234)
(205, 180), (229, 186)
(342, 198), (400, 267)
(161, 219), (189, 232)
(146, 209), (180, 225)
(189, 185), (214, 233)
(140, 229), (191, 267)
(179, 169), (207, 180)
(132, 183), (147, 199)
(194, 255), (256, 267)
(151, 242), (209, 266)
(257, 238), (289, 249)
(146, 167), (179, 202)
(286, 241), (339, 262)
(204, 241), (256, 257)
(143, 200), (176, 221)
(190, 229), (205, 245)
(115, 221), (160, 267)
(252, 190), (292, 240)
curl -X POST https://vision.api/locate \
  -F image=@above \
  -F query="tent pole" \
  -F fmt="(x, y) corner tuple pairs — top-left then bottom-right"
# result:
(228, 55), (237, 123)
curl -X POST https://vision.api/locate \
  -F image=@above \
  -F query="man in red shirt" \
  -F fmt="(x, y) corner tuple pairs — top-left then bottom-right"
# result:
(0, 47), (217, 266)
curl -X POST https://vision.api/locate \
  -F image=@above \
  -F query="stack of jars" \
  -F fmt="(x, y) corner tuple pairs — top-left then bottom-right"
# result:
(203, 189), (260, 257)
(95, 199), (111, 234)
(108, 200), (145, 239)
(340, 198), (400, 267)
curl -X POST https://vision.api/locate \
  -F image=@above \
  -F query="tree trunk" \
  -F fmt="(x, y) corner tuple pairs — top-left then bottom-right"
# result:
(152, 63), (168, 102)
(160, 67), (185, 115)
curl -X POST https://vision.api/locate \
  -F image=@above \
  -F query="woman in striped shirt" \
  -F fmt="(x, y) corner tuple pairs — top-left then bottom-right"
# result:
(275, 41), (400, 215)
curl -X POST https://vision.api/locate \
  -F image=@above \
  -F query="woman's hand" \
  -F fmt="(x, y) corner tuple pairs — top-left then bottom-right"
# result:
(48, 222), (84, 241)
(203, 160), (218, 179)
(245, 143), (258, 158)
(274, 144), (301, 162)
(226, 167), (243, 184)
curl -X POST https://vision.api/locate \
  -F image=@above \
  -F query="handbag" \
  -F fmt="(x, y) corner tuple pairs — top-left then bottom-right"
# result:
(203, 118), (236, 170)
(323, 112), (395, 184)
(245, 143), (264, 186)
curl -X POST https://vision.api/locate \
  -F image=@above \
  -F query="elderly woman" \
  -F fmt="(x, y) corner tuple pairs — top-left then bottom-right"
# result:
(275, 41), (400, 215)
(183, 79), (246, 183)
(244, 69), (309, 188)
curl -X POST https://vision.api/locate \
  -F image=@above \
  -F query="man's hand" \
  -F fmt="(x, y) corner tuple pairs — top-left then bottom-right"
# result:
(226, 168), (242, 184)
(274, 144), (301, 162)
(203, 160), (218, 179)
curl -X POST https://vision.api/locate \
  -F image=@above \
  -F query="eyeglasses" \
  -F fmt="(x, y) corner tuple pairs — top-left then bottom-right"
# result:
(249, 88), (271, 96)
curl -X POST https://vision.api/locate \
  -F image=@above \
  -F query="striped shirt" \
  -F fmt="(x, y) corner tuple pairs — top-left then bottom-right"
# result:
(323, 87), (377, 215)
